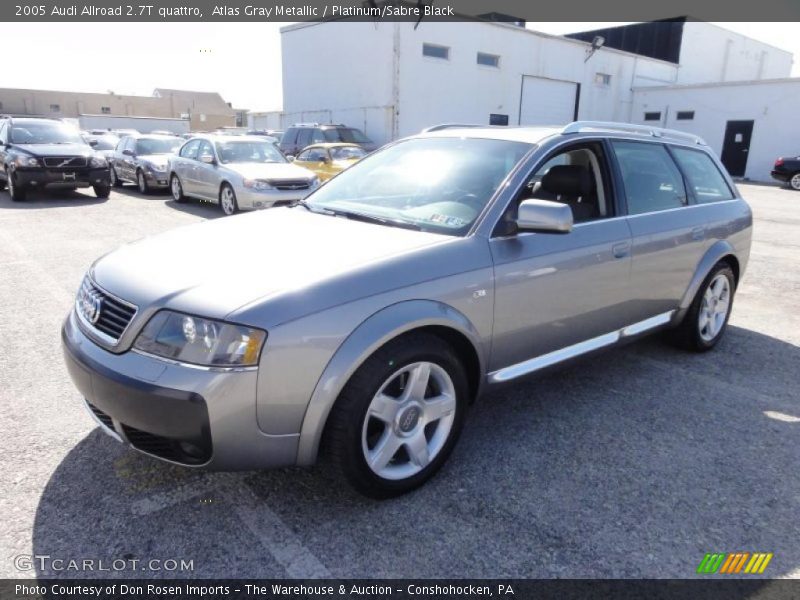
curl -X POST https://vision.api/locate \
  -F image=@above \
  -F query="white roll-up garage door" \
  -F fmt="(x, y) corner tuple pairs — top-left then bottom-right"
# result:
(519, 76), (579, 126)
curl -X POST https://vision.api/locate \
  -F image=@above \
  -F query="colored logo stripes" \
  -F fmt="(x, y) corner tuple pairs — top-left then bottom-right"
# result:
(697, 552), (773, 574)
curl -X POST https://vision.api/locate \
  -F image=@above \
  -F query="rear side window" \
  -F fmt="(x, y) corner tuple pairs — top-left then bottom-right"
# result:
(670, 147), (734, 203)
(311, 129), (326, 143)
(296, 128), (312, 148)
(282, 128), (298, 145)
(612, 141), (687, 215)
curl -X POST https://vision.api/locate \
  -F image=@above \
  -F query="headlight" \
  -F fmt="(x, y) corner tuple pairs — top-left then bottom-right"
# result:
(145, 162), (167, 172)
(133, 310), (267, 368)
(14, 156), (40, 167)
(90, 156), (108, 168)
(243, 179), (273, 191)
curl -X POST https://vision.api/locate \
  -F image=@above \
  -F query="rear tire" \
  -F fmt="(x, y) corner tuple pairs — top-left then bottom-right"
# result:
(322, 332), (468, 498)
(8, 172), (26, 202)
(790, 172), (800, 191)
(668, 262), (736, 352)
(93, 184), (111, 199)
(170, 174), (187, 203)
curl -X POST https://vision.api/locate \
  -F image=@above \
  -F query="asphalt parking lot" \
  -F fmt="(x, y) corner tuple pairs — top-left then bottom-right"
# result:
(0, 182), (798, 579)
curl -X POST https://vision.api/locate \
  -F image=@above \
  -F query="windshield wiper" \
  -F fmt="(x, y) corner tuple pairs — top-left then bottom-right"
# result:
(291, 199), (334, 215)
(328, 209), (423, 231)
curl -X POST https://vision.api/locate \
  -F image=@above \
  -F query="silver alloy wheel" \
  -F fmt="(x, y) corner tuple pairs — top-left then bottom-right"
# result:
(221, 186), (236, 215)
(137, 171), (146, 193)
(791, 173), (800, 191)
(8, 174), (15, 195)
(110, 168), (117, 186)
(171, 176), (181, 200)
(698, 273), (731, 342)
(361, 361), (457, 481)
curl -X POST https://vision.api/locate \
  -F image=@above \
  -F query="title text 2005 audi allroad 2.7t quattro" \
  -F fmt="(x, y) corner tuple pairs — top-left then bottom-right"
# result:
(63, 121), (752, 498)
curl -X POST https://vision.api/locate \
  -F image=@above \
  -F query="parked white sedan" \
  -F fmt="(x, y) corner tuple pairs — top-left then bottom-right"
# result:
(168, 134), (319, 215)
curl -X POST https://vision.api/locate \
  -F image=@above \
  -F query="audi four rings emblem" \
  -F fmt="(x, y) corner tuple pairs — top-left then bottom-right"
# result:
(80, 290), (103, 324)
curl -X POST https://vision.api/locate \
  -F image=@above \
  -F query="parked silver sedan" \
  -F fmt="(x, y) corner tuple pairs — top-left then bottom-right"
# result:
(168, 134), (319, 215)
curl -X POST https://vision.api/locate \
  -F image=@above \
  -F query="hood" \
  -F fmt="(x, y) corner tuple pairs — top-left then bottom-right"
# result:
(92, 207), (453, 322)
(225, 162), (315, 181)
(138, 154), (171, 168)
(16, 143), (95, 158)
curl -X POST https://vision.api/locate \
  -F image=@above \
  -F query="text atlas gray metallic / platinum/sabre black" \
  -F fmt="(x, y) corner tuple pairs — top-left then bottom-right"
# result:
(62, 121), (752, 497)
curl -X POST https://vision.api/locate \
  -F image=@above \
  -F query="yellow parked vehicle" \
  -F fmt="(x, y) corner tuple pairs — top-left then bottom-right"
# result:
(291, 143), (367, 181)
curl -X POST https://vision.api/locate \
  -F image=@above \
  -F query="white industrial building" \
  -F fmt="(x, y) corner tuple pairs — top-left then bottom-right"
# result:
(254, 19), (797, 182)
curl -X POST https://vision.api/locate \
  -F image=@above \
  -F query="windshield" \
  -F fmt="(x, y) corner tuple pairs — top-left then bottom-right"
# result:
(215, 140), (286, 164)
(11, 121), (85, 145)
(331, 146), (367, 161)
(90, 135), (119, 150)
(305, 137), (532, 236)
(323, 128), (372, 144)
(136, 137), (182, 155)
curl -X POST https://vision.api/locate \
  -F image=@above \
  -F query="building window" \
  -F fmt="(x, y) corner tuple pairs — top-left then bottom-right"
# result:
(676, 110), (695, 120)
(422, 43), (449, 60)
(101, 106), (111, 114)
(477, 52), (500, 68)
(644, 111), (661, 122)
(594, 73), (611, 86)
(489, 114), (509, 126)
(49, 104), (60, 113)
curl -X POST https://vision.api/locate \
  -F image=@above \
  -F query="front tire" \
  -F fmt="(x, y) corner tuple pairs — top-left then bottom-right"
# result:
(8, 172), (26, 202)
(790, 172), (800, 191)
(136, 169), (150, 194)
(219, 183), (239, 216)
(323, 333), (469, 498)
(93, 184), (111, 199)
(669, 262), (736, 352)
(110, 167), (123, 187)
(170, 174), (187, 203)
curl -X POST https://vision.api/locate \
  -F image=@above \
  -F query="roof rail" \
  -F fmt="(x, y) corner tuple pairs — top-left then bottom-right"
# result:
(561, 121), (706, 145)
(421, 123), (484, 133)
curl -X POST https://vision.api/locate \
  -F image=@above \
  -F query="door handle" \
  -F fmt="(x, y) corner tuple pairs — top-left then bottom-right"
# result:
(612, 241), (631, 259)
(691, 226), (706, 241)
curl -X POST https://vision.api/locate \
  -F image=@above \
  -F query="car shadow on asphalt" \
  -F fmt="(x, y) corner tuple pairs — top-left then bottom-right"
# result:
(0, 189), (108, 209)
(31, 325), (800, 578)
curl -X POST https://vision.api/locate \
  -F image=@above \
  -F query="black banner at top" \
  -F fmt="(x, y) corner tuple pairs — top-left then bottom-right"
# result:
(3, 0), (800, 22)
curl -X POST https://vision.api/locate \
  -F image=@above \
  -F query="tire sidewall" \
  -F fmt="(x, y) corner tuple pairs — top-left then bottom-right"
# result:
(790, 172), (800, 191)
(220, 184), (238, 215)
(137, 170), (148, 194)
(690, 264), (736, 350)
(337, 338), (469, 496)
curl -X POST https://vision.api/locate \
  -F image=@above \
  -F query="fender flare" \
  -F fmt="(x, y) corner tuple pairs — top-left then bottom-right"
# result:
(675, 239), (738, 322)
(295, 299), (486, 465)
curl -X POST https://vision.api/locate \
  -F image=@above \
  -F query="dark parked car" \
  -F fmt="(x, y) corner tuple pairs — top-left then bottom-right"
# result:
(771, 156), (800, 190)
(0, 117), (111, 201)
(279, 123), (376, 157)
(84, 133), (120, 161)
(110, 133), (183, 193)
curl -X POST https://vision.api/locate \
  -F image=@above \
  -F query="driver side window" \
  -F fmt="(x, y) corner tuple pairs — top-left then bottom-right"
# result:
(520, 143), (613, 223)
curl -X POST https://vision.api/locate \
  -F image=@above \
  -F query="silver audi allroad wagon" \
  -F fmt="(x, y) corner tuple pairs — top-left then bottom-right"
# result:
(63, 122), (752, 497)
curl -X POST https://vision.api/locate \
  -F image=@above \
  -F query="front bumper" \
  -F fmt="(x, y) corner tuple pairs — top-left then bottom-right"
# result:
(15, 167), (111, 189)
(61, 309), (299, 470)
(237, 187), (312, 210)
(143, 169), (170, 188)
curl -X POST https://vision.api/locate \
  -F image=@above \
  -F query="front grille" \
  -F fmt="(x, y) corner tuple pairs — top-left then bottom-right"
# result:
(268, 178), (310, 191)
(76, 277), (137, 342)
(43, 156), (88, 168)
(121, 425), (211, 465)
(87, 402), (114, 430)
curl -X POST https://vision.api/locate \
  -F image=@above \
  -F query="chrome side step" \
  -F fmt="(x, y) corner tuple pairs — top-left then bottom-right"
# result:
(488, 310), (674, 384)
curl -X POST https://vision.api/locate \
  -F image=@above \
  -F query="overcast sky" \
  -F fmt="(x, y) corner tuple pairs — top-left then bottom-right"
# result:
(3, 22), (798, 112)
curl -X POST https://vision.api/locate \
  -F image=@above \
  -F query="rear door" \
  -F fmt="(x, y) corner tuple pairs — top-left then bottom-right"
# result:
(194, 141), (220, 200)
(175, 139), (201, 195)
(610, 140), (710, 322)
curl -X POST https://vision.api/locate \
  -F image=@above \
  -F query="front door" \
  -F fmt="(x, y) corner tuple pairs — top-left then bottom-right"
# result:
(489, 141), (633, 373)
(720, 120), (753, 178)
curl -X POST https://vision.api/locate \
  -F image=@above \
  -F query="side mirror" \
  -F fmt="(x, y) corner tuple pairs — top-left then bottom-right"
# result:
(122, 149), (135, 156)
(516, 199), (573, 234)
(199, 154), (215, 164)
(88, 139), (99, 147)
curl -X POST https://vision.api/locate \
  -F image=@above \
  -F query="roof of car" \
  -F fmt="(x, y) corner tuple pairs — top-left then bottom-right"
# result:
(190, 134), (274, 143)
(303, 143), (364, 149)
(417, 126), (562, 144)
(124, 133), (180, 140)
(9, 117), (66, 125)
